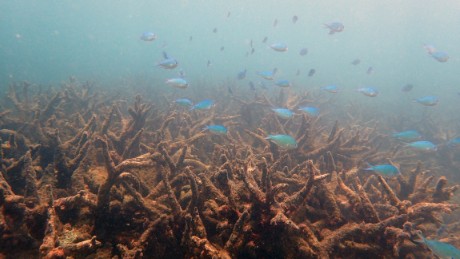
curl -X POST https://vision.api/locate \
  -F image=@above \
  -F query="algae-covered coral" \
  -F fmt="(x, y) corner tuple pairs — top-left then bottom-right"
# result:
(0, 79), (459, 258)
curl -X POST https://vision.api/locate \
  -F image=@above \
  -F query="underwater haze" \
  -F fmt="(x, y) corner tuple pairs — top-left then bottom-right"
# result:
(2, 0), (460, 88)
(2, 1), (460, 258)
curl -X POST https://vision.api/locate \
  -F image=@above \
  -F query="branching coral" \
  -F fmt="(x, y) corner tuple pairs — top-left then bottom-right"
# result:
(0, 80), (458, 258)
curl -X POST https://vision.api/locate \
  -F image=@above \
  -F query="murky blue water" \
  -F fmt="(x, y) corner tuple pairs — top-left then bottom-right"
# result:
(1, 0), (459, 118)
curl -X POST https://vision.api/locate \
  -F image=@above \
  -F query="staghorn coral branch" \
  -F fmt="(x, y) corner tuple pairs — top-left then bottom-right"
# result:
(62, 115), (96, 150)
(408, 202), (459, 219)
(121, 128), (143, 159)
(161, 166), (182, 215)
(198, 173), (229, 205)
(100, 105), (116, 135)
(376, 175), (406, 212)
(185, 167), (199, 213)
(39, 185), (60, 258)
(354, 177), (380, 223)
(304, 129), (344, 159)
(432, 176), (459, 202)
(224, 210), (249, 252)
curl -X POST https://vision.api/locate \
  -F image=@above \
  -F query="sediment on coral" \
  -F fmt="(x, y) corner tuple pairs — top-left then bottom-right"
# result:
(0, 79), (459, 258)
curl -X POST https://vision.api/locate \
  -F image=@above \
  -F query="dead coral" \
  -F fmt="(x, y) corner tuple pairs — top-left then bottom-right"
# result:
(0, 80), (458, 258)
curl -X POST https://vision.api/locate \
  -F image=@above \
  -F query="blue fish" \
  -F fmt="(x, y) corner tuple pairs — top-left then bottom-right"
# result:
(204, 125), (227, 134)
(392, 130), (421, 142)
(414, 96), (438, 106)
(257, 68), (278, 80)
(357, 87), (379, 97)
(321, 85), (338, 93)
(272, 108), (293, 119)
(158, 52), (178, 69)
(447, 137), (460, 147)
(265, 134), (298, 149)
(175, 98), (193, 107)
(269, 42), (288, 52)
(299, 48), (308, 56)
(423, 44), (437, 54)
(298, 106), (320, 117)
(430, 51), (449, 62)
(407, 141), (437, 152)
(165, 78), (188, 89)
(140, 32), (156, 41)
(416, 232), (460, 259)
(237, 69), (247, 80)
(191, 99), (214, 110)
(364, 164), (400, 176)
(275, 79), (291, 88)
(324, 22), (344, 34)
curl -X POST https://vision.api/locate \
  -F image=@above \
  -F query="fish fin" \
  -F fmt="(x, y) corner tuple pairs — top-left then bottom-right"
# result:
(162, 51), (169, 59)
(363, 161), (374, 170)
(272, 68), (278, 74)
(414, 230), (426, 244)
(179, 69), (185, 78)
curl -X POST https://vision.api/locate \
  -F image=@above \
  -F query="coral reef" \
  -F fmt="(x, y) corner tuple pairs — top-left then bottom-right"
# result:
(0, 79), (459, 258)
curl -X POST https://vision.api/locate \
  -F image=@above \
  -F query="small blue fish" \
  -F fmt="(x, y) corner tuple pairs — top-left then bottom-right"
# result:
(298, 106), (320, 117)
(272, 108), (293, 119)
(158, 52), (178, 69)
(237, 69), (247, 80)
(364, 164), (400, 176)
(204, 125), (227, 134)
(401, 84), (414, 92)
(416, 232), (460, 259)
(357, 87), (379, 97)
(430, 51), (449, 62)
(165, 78), (188, 89)
(265, 134), (298, 149)
(447, 137), (460, 147)
(257, 68), (278, 80)
(423, 44), (437, 54)
(299, 48), (308, 56)
(392, 130), (421, 142)
(308, 69), (316, 77)
(324, 22), (344, 34)
(414, 96), (438, 106)
(140, 32), (156, 41)
(321, 85), (338, 93)
(175, 98), (193, 107)
(269, 43), (288, 52)
(366, 66), (374, 75)
(407, 140), (437, 152)
(275, 79), (291, 88)
(191, 99), (214, 110)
